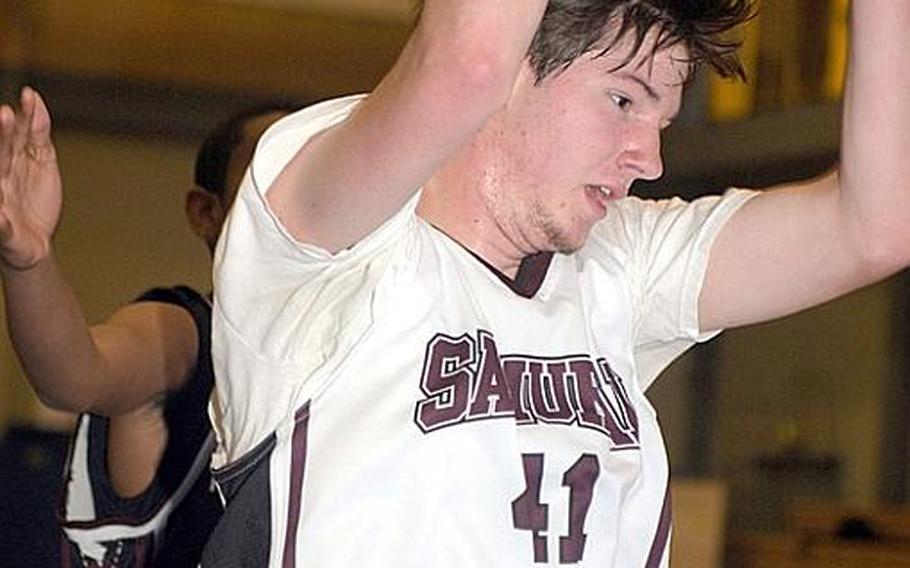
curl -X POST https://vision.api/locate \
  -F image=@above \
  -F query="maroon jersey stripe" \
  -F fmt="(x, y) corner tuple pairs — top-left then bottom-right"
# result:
(282, 402), (311, 568)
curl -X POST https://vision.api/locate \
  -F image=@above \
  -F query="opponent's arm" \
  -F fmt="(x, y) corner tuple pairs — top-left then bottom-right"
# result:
(699, 1), (910, 330)
(0, 88), (197, 415)
(267, 0), (548, 253)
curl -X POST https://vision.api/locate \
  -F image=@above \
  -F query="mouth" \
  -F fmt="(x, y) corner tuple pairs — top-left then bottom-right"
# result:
(584, 184), (620, 215)
(590, 184), (613, 198)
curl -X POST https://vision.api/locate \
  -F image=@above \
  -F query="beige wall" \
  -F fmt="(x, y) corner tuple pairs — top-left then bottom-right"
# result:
(0, 127), (205, 428)
(715, 280), (893, 529)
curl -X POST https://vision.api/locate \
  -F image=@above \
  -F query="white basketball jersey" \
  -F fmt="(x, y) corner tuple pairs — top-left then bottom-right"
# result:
(211, 95), (755, 567)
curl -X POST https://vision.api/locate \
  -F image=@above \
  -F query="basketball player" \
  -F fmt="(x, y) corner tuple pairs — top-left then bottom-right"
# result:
(208, 1), (910, 566)
(0, 89), (290, 566)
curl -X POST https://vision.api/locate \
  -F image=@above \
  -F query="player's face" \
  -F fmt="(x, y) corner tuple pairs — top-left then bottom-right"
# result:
(483, 30), (687, 254)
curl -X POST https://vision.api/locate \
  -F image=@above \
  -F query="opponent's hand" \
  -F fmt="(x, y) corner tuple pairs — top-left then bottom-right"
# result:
(0, 87), (62, 271)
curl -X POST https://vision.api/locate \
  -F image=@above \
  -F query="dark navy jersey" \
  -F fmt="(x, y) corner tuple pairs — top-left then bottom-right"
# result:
(201, 434), (274, 567)
(60, 286), (222, 567)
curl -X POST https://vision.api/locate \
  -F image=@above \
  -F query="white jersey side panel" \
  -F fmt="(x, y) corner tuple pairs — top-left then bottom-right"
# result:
(212, 96), (756, 567)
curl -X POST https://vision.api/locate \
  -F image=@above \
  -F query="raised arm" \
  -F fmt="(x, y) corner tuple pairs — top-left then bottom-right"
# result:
(0, 88), (197, 415)
(699, 0), (910, 330)
(266, 0), (548, 252)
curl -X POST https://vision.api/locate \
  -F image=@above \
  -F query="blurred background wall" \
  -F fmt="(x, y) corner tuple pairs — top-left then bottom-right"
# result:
(3, 0), (907, 547)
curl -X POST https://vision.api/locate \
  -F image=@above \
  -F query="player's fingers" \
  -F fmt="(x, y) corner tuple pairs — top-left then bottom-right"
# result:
(25, 89), (55, 165)
(11, 88), (34, 153)
(0, 178), (9, 234)
(28, 88), (53, 143)
(0, 104), (16, 178)
(3, 88), (52, 171)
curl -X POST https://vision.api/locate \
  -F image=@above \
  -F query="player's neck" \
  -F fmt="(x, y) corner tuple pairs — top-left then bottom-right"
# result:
(418, 176), (527, 280)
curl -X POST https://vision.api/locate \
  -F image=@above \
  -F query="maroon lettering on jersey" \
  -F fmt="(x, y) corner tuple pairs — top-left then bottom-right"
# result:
(598, 358), (639, 440)
(413, 329), (640, 448)
(414, 332), (475, 431)
(468, 331), (517, 418)
(526, 360), (574, 424)
(502, 360), (535, 424)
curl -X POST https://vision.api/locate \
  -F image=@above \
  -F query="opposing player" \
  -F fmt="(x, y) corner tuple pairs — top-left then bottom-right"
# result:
(208, 0), (910, 566)
(0, 89), (290, 566)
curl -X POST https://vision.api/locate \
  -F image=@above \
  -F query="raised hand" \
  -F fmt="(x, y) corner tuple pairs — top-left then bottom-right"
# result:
(0, 87), (62, 271)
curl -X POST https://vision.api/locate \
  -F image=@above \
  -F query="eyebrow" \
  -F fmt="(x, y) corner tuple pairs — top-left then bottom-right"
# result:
(617, 71), (661, 102)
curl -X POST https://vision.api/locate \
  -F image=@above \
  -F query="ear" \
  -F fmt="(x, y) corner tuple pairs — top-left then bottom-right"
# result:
(185, 187), (225, 254)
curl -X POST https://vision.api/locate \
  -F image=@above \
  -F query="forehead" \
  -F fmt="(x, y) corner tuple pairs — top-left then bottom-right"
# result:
(592, 27), (691, 86)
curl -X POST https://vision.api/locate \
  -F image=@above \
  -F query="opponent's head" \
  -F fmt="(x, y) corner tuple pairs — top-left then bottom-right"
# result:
(186, 103), (296, 253)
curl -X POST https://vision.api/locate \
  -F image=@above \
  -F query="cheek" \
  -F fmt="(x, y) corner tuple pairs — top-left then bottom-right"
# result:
(557, 108), (619, 164)
(507, 99), (613, 183)
(581, 109), (623, 152)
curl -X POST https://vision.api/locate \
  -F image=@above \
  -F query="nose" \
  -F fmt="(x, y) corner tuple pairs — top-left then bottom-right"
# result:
(621, 123), (663, 181)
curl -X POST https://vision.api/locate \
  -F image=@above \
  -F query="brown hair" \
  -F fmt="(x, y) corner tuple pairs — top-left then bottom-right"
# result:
(415, 1), (754, 84)
(529, 0), (754, 83)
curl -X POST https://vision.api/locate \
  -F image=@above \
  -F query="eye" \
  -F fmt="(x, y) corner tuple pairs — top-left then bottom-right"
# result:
(609, 92), (632, 112)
